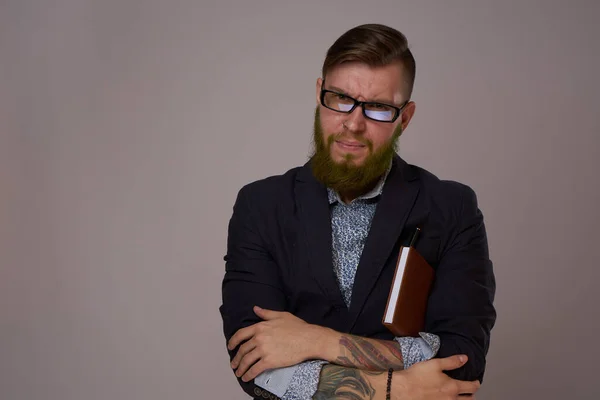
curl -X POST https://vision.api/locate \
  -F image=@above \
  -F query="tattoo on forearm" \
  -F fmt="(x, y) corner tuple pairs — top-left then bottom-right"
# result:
(336, 335), (404, 371)
(379, 340), (404, 362)
(313, 365), (383, 400)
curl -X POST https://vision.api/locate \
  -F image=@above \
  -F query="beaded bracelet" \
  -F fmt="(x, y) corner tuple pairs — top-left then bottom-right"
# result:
(386, 368), (393, 400)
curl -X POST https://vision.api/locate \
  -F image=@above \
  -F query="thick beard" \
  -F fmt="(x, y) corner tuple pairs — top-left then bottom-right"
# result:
(309, 107), (402, 194)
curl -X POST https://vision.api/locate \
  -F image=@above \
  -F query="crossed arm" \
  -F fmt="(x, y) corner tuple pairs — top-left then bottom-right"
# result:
(227, 306), (478, 400)
(228, 306), (405, 382)
(313, 355), (478, 400)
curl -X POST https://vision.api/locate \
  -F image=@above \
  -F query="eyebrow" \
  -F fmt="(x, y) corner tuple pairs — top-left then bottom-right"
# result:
(326, 85), (396, 105)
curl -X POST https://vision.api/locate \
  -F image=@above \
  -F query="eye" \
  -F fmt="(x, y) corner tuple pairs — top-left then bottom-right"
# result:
(365, 103), (393, 111)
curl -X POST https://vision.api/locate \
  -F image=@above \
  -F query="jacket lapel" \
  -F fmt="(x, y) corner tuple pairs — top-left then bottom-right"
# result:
(295, 162), (347, 308)
(347, 155), (420, 328)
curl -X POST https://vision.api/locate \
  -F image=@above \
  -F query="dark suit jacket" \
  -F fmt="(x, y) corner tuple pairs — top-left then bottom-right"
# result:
(220, 155), (496, 399)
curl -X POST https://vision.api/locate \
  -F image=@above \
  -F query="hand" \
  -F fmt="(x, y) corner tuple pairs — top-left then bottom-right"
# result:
(391, 355), (480, 400)
(227, 306), (323, 382)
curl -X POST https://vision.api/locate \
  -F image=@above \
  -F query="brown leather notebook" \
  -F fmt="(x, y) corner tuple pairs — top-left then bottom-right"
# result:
(382, 228), (435, 337)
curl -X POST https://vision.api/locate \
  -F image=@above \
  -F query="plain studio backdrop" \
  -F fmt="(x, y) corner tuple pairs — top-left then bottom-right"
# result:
(1, 1), (599, 399)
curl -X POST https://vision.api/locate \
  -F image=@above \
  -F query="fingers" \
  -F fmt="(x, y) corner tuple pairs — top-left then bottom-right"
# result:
(235, 348), (262, 380)
(242, 359), (269, 382)
(457, 379), (481, 395)
(437, 354), (468, 371)
(228, 326), (256, 351)
(230, 338), (256, 369)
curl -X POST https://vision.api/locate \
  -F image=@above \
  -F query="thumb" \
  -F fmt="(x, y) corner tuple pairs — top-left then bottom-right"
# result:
(437, 354), (468, 371)
(253, 306), (279, 320)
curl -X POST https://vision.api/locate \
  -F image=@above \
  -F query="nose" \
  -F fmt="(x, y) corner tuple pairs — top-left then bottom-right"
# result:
(342, 105), (367, 133)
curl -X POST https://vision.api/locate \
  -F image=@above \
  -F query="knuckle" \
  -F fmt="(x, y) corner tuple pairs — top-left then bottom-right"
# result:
(451, 381), (460, 393)
(239, 342), (250, 354)
(242, 363), (253, 377)
(251, 363), (263, 375)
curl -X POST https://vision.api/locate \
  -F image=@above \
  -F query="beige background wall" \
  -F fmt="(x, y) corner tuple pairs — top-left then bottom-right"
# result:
(1, 1), (599, 399)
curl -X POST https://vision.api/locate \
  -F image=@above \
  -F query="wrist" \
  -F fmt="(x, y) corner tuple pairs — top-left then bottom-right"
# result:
(389, 370), (410, 400)
(368, 371), (388, 400)
(309, 325), (340, 361)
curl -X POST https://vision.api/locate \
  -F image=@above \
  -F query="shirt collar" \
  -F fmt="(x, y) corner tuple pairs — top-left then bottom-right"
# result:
(327, 161), (393, 205)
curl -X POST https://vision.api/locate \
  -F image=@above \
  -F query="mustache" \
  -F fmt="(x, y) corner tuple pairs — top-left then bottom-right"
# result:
(328, 133), (372, 146)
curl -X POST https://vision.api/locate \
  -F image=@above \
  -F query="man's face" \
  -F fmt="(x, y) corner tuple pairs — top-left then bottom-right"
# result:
(315, 62), (415, 167)
(310, 62), (415, 194)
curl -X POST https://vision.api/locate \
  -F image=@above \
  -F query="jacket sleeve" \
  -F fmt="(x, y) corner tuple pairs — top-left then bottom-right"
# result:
(219, 185), (287, 399)
(426, 184), (497, 383)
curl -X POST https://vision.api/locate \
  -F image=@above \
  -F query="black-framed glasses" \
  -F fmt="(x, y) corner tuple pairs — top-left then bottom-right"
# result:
(319, 84), (408, 123)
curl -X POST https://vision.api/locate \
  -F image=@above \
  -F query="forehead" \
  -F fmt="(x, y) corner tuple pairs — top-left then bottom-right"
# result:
(324, 62), (406, 103)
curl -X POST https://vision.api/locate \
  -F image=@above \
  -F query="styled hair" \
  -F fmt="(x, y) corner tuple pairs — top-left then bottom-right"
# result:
(321, 24), (416, 98)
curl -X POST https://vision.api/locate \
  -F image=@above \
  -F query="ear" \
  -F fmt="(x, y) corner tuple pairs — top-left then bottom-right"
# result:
(316, 77), (323, 105)
(399, 101), (416, 132)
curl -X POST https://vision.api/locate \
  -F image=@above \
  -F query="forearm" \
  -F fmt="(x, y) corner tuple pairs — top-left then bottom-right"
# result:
(318, 328), (404, 371)
(313, 364), (387, 400)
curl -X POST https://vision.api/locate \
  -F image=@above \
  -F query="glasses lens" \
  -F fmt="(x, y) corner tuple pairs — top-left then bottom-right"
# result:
(322, 90), (399, 122)
(323, 91), (355, 112)
(364, 103), (396, 122)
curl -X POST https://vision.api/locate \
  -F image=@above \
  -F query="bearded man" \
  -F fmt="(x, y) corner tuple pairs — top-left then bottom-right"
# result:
(220, 23), (496, 400)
